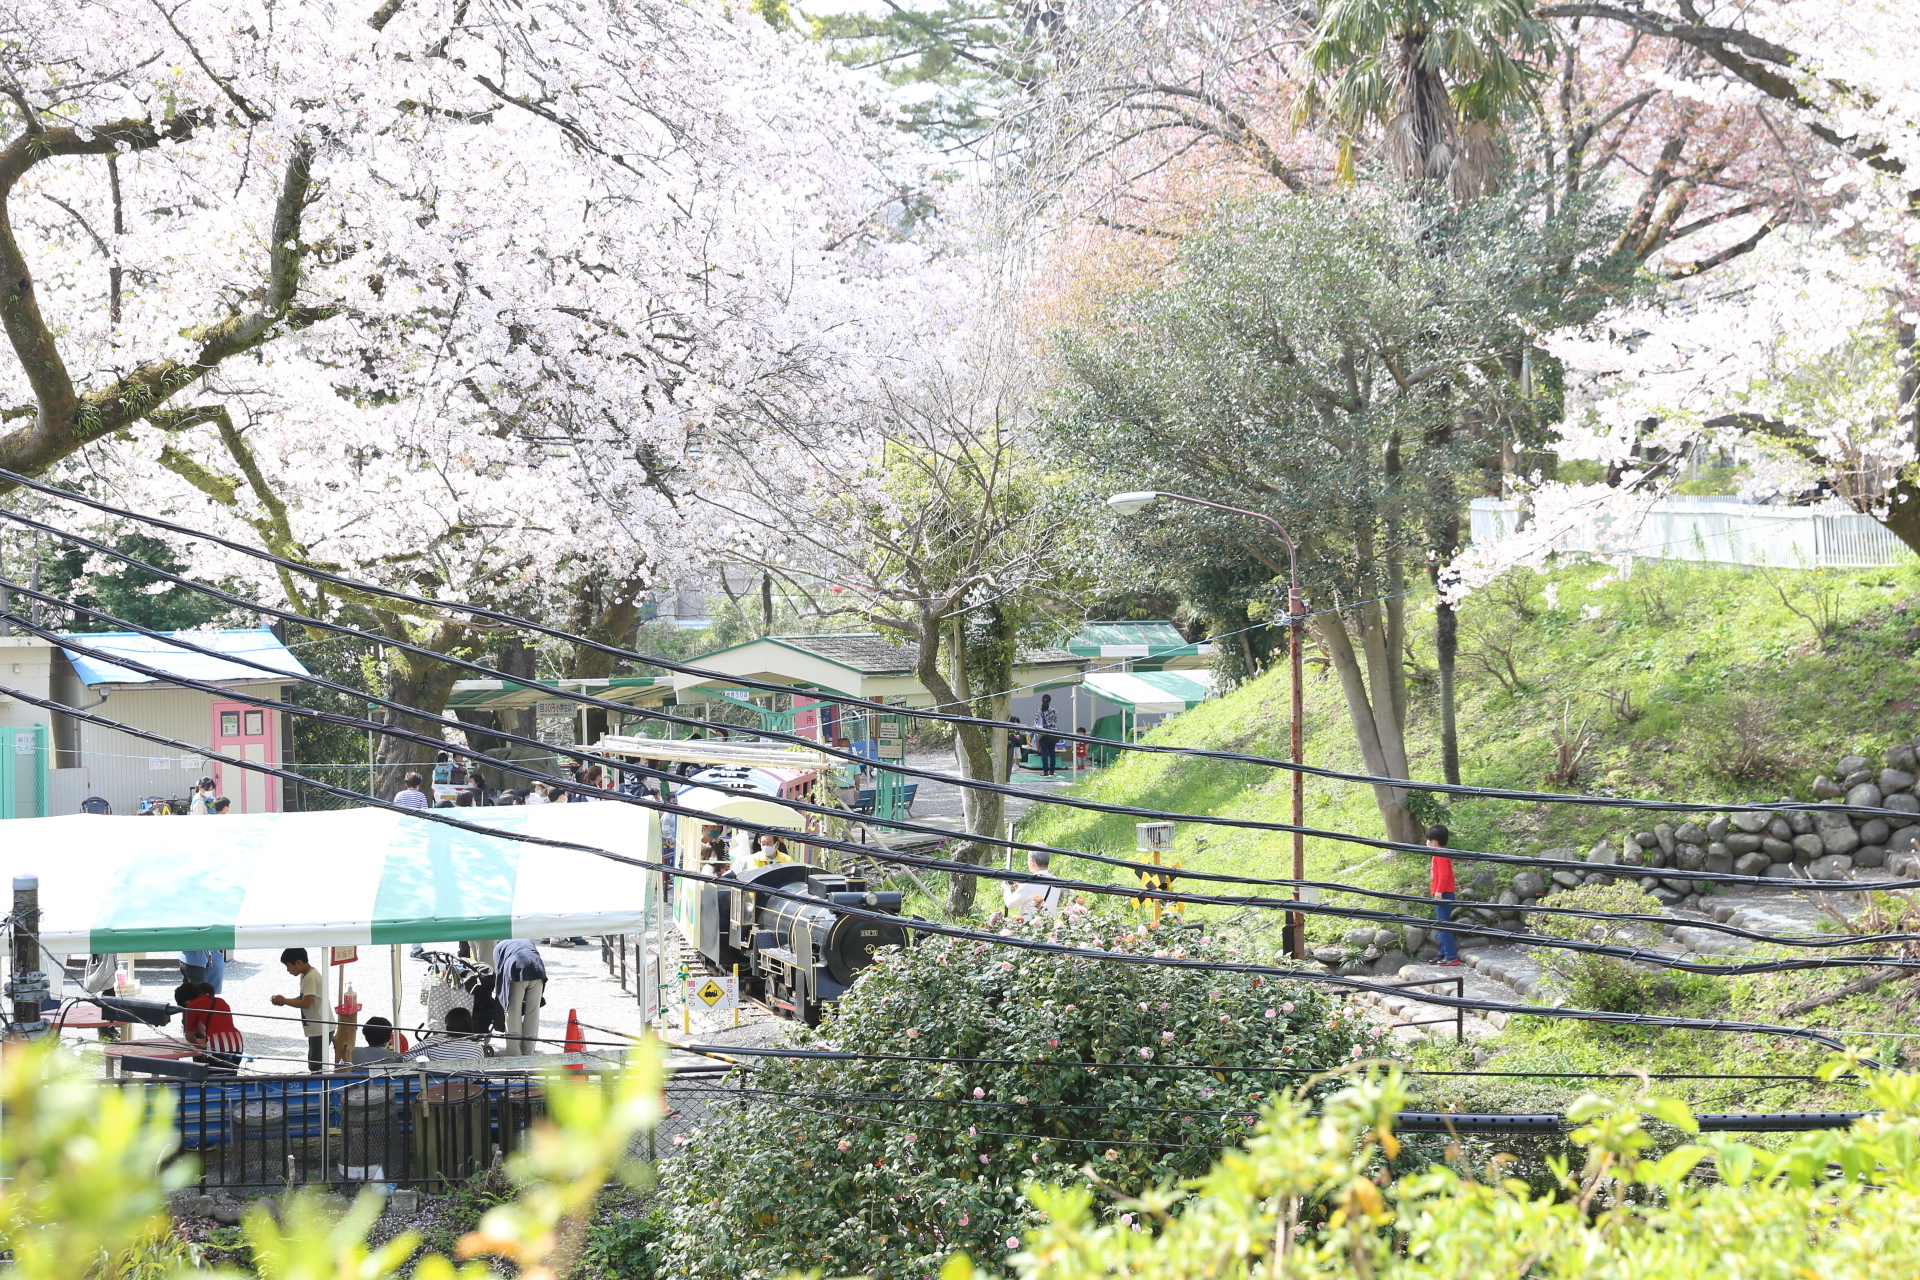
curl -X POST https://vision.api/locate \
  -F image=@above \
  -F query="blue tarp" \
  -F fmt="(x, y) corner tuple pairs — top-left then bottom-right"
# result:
(57, 628), (311, 687)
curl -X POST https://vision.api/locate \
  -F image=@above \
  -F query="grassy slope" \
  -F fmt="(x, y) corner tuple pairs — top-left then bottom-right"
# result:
(1018, 558), (1920, 1110)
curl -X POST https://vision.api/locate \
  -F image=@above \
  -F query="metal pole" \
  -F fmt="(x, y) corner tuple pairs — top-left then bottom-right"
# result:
(9, 873), (48, 1038)
(1290, 577), (1306, 960)
(390, 943), (402, 1030)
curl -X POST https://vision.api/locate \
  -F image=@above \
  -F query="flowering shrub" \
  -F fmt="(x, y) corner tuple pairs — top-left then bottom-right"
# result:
(657, 904), (1369, 1279)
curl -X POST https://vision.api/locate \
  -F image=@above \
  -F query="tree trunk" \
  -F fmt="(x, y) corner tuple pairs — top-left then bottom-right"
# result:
(563, 575), (648, 746)
(372, 620), (468, 799)
(916, 615), (1002, 918)
(1312, 608), (1418, 846)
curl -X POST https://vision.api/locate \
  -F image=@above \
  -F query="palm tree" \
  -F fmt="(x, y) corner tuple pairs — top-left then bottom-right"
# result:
(1306, 0), (1554, 200)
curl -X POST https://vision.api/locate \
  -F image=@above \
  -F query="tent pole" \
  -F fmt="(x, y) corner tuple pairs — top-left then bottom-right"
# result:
(390, 944), (401, 1030)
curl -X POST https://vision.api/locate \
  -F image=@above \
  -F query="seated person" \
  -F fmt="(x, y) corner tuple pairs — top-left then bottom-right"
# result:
(176, 981), (243, 1074)
(415, 1006), (485, 1062)
(743, 831), (790, 869)
(350, 1015), (404, 1064)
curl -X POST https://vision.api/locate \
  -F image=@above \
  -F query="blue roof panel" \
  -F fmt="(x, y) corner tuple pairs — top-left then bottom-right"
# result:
(57, 629), (311, 687)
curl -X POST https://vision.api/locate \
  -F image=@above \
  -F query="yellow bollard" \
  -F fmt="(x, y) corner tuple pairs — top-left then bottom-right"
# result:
(733, 964), (741, 1028)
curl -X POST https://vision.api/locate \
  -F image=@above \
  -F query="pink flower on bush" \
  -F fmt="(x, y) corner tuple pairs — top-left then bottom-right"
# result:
(1282, 1001), (1295, 1014)
(1048, 1039), (1058, 1047)
(959, 1214), (969, 1226)
(1138, 1002), (1148, 1012)
(1138, 1047), (1154, 1059)
(837, 1139), (851, 1151)
(1007, 1238), (1021, 1250)
(979, 1154), (990, 1164)
(969, 1126), (977, 1136)
(1119, 1214), (1133, 1228)
(1161, 1030), (1174, 1041)
(1264, 1009), (1277, 1019)
(1104, 1149), (1120, 1161)
(973, 1086), (985, 1098)
(906, 1028), (920, 1038)
(1350, 1045), (1363, 1058)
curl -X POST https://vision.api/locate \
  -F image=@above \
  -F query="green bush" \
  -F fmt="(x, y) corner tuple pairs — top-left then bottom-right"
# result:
(656, 905), (1370, 1280)
(1016, 1063), (1920, 1280)
(581, 1200), (667, 1280)
(1524, 881), (1725, 1017)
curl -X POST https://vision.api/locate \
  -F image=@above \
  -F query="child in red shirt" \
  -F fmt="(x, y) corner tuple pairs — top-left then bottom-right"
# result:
(1427, 825), (1461, 964)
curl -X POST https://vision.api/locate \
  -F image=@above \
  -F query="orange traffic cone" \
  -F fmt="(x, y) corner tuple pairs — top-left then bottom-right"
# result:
(564, 1009), (584, 1074)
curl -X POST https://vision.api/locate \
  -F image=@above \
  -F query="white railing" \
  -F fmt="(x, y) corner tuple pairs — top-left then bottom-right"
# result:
(1467, 497), (1916, 569)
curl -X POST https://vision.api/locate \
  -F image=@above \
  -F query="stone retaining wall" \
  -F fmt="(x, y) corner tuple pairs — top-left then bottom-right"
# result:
(1311, 740), (1920, 974)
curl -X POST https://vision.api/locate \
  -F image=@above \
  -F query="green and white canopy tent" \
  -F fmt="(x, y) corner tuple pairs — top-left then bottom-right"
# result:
(1036, 669), (1216, 765)
(0, 803), (659, 953)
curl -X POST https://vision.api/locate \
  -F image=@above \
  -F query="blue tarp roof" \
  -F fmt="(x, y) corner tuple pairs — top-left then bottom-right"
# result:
(57, 628), (311, 687)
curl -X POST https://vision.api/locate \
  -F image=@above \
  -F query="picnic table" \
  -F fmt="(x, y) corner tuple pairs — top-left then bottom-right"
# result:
(103, 1038), (198, 1079)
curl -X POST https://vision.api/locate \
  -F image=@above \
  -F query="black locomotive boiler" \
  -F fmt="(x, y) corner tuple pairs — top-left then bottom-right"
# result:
(695, 863), (908, 1024)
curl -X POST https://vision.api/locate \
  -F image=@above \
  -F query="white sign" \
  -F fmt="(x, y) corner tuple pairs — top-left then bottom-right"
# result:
(147, 757), (172, 771)
(687, 975), (738, 1012)
(1136, 821), (1176, 852)
(179, 755), (204, 771)
(643, 951), (661, 1022)
(13, 731), (34, 756)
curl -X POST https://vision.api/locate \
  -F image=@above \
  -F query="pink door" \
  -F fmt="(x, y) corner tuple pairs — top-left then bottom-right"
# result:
(211, 702), (279, 813)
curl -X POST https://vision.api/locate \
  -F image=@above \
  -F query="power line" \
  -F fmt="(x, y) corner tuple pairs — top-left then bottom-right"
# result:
(7, 585), (1915, 964)
(1, 684), (1899, 1054)
(17, 622), (1920, 977)
(2, 475), (1914, 821)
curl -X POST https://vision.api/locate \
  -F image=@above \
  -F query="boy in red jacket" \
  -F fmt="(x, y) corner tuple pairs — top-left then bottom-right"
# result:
(1428, 825), (1461, 965)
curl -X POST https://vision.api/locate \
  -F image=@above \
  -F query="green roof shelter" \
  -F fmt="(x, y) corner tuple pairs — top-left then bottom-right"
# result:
(1064, 621), (1213, 672)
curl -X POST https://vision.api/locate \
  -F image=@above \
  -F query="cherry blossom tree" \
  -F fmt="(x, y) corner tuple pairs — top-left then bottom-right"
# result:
(0, 0), (961, 779)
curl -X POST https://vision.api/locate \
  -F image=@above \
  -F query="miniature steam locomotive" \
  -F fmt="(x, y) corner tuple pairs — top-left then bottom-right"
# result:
(671, 764), (908, 1023)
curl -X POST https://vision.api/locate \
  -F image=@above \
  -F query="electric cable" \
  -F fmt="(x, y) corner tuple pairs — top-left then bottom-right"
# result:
(3, 475), (1915, 819)
(14, 628), (1920, 977)
(7, 586), (1916, 960)
(1, 682), (1903, 1055)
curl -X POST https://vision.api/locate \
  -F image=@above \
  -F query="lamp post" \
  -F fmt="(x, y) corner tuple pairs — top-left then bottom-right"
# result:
(1107, 491), (1308, 960)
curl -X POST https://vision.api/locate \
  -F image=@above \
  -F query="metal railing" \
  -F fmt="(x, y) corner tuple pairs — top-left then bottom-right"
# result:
(118, 1071), (546, 1191)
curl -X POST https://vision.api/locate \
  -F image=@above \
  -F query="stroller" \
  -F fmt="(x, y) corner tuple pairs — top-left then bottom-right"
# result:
(416, 948), (506, 1049)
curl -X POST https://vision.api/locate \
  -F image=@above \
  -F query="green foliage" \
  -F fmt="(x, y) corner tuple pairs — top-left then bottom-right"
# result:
(808, 0), (1024, 146)
(0, 1045), (195, 1280)
(1306, 0), (1556, 131)
(40, 532), (232, 633)
(656, 907), (1371, 1280)
(580, 1201), (667, 1280)
(0, 1040), (666, 1280)
(1014, 1063), (1920, 1279)
(1047, 186), (1629, 641)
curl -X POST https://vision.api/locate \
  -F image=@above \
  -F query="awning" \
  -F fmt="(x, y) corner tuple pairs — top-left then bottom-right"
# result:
(446, 675), (673, 711)
(57, 628), (311, 688)
(0, 803), (656, 953)
(1066, 621), (1209, 660)
(1070, 670), (1215, 714)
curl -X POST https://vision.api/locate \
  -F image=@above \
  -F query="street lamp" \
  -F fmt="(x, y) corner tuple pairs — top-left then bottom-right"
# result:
(1107, 490), (1309, 960)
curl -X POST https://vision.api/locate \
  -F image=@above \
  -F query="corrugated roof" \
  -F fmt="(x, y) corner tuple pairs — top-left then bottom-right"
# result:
(58, 628), (310, 688)
(766, 634), (1081, 675)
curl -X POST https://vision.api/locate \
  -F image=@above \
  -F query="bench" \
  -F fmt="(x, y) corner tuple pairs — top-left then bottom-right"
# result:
(854, 783), (919, 816)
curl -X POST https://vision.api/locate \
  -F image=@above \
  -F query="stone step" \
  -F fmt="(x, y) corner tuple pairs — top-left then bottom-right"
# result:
(1348, 961), (1534, 1041)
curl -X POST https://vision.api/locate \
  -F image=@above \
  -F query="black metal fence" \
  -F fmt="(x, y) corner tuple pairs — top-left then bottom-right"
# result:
(117, 1072), (547, 1191)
